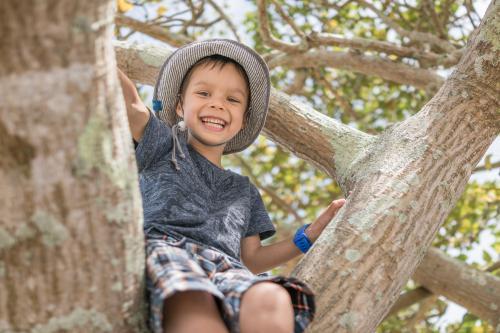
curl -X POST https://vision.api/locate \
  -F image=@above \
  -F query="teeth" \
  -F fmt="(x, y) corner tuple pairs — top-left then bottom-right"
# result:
(205, 123), (223, 129)
(201, 117), (225, 126)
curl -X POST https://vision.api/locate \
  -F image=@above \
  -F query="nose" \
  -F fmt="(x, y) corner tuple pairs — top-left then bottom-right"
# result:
(209, 95), (225, 111)
(209, 103), (223, 110)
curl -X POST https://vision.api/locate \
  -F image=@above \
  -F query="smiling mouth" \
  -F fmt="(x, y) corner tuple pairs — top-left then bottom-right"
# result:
(200, 118), (226, 132)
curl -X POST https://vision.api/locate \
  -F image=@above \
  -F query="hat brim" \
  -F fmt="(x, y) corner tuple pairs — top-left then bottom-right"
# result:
(153, 39), (270, 155)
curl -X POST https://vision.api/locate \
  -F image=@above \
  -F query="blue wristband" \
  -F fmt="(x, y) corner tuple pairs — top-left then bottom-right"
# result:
(293, 223), (313, 253)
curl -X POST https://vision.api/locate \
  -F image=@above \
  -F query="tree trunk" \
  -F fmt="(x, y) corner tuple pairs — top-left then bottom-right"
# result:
(0, 1), (146, 332)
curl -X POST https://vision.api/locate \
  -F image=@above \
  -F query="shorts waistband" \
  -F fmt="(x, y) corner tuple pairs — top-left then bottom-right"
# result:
(145, 226), (243, 264)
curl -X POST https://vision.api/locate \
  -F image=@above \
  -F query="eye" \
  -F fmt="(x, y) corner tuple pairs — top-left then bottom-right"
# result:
(228, 97), (240, 103)
(196, 91), (209, 96)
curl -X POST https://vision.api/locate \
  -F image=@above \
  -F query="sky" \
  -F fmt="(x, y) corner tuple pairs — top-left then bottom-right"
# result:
(120, 1), (498, 330)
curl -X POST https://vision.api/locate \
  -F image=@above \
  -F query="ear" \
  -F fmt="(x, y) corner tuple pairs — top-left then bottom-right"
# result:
(241, 108), (250, 129)
(175, 100), (183, 118)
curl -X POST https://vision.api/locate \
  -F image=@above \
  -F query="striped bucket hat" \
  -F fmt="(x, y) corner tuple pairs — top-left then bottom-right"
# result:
(152, 38), (271, 162)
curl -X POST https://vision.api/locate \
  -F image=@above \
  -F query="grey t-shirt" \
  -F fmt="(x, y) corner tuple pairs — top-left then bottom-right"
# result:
(135, 110), (276, 261)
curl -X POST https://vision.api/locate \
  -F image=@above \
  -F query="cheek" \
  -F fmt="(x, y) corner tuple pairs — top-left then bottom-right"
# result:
(234, 109), (246, 125)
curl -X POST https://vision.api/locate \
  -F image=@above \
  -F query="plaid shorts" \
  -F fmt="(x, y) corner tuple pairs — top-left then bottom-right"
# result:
(145, 231), (316, 333)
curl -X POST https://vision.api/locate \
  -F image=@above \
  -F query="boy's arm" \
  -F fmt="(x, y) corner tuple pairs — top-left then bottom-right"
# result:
(117, 67), (150, 142)
(241, 235), (302, 274)
(241, 199), (345, 275)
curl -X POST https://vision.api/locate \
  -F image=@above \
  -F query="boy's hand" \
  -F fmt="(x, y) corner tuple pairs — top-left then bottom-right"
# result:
(304, 197), (347, 243)
(117, 67), (143, 106)
(117, 67), (150, 141)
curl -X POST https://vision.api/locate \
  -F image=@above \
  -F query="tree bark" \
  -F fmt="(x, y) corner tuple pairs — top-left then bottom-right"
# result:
(115, 15), (193, 48)
(0, 1), (146, 332)
(113, 1), (499, 327)
(291, 2), (499, 331)
(266, 49), (445, 91)
(412, 247), (500, 324)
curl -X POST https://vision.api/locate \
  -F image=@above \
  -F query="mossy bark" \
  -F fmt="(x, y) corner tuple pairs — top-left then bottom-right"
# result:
(0, 1), (147, 332)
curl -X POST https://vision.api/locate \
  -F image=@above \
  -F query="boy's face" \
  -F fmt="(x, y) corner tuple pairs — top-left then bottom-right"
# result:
(175, 62), (249, 153)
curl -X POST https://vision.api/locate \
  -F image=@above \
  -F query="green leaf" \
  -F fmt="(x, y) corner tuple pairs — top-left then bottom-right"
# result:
(482, 250), (492, 263)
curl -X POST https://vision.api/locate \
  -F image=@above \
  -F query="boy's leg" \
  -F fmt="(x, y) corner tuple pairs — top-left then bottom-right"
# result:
(239, 282), (294, 333)
(163, 290), (229, 333)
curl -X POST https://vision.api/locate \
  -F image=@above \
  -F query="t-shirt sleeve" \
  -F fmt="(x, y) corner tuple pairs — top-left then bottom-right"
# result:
(135, 108), (172, 173)
(244, 183), (276, 240)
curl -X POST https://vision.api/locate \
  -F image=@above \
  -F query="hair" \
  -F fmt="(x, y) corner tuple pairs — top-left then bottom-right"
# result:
(177, 54), (251, 121)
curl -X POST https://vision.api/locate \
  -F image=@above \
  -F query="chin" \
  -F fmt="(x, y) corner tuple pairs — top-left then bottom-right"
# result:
(190, 132), (228, 148)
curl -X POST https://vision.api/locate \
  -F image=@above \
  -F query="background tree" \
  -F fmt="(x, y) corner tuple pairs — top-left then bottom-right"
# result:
(1, 0), (498, 332)
(0, 1), (147, 332)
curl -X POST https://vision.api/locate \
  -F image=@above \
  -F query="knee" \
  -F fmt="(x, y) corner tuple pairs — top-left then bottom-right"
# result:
(240, 282), (294, 333)
(163, 290), (228, 332)
(164, 290), (218, 313)
(242, 282), (292, 314)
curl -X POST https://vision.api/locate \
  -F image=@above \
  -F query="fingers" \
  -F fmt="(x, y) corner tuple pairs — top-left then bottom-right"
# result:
(329, 190), (352, 209)
(315, 199), (344, 223)
(329, 198), (346, 210)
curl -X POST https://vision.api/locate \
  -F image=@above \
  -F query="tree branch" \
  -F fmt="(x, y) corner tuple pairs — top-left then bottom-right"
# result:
(306, 32), (462, 67)
(424, 0), (447, 39)
(406, 295), (439, 331)
(473, 160), (500, 173)
(114, 40), (172, 86)
(115, 14), (192, 47)
(412, 247), (500, 324)
(283, 69), (308, 95)
(268, 49), (444, 91)
(180, 0), (205, 36)
(255, 0), (309, 53)
(387, 250), (500, 320)
(355, 0), (458, 53)
(386, 287), (434, 318)
(269, 0), (306, 39)
(205, 0), (241, 41)
(487, 261), (500, 273)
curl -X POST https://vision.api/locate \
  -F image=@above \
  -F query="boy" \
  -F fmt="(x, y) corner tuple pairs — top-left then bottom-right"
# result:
(118, 39), (345, 333)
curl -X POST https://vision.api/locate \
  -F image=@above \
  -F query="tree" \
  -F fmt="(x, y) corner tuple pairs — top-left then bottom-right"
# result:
(1, 0), (498, 332)
(0, 1), (147, 332)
